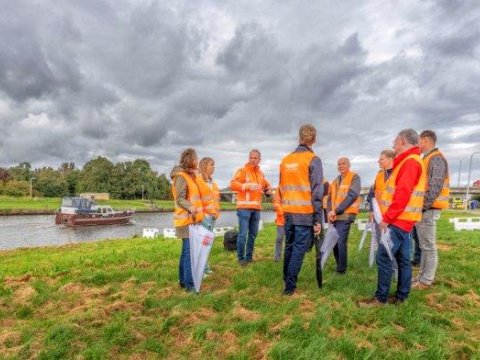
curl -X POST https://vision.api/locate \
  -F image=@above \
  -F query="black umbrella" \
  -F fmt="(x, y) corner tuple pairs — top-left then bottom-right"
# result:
(314, 233), (324, 288)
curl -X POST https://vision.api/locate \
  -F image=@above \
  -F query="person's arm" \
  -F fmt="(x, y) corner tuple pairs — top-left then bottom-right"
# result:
(335, 175), (361, 215)
(309, 156), (324, 225)
(383, 159), (422, 223)
(174, 176), (192, 210)
(229, 168), (246, 192)
(423, 155), (447, 210)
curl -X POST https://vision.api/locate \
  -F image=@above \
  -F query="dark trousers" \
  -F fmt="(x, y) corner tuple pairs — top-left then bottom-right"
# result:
(283, 214), (313, 292)
(179, 238), (194, 290)
(375, 225), (412, 302)
(332, 220), (353, 273)
(236, 209), (260, 261)
(411, 226), (421, 263)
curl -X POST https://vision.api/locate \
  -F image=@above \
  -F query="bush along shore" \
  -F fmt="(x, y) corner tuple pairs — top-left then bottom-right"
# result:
(0, 211), (479, 358)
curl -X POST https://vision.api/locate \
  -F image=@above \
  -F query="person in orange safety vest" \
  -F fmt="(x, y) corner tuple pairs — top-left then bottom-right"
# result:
(230, 149), (272, 266)
(327, 157), (361, 274)
(170, 148), (203, 293)
(359, 129), (426, 307)
(412, 130), (450, 289)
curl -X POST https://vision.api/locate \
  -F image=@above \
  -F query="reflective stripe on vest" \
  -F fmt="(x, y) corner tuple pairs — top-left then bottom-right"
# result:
(172, 172), (204, 227)
(380, 154), (426, 222)
(423, 150), (450, 209)
(331, 171), (361, 215)
(279, 151), (315, 214)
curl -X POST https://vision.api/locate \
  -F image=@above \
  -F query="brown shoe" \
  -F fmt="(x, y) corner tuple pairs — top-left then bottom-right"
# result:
(357, 297), (386, 308)
(411, 281), (431, 290)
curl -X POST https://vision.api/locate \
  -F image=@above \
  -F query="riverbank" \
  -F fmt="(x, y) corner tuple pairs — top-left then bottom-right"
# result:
(0, 196), (274, 215)
(0, 213), (479, 358)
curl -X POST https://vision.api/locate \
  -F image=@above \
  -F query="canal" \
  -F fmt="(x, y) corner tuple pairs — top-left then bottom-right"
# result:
(0, 211), (276, 250)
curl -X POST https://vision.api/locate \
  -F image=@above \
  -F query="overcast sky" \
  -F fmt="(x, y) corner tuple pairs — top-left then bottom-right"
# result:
(1, 0), (479, 188)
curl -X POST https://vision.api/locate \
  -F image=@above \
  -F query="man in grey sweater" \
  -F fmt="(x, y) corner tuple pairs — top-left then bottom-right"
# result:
(413, 130), (450, 289)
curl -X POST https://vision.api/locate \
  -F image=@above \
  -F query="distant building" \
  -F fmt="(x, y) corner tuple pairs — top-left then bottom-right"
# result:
(474, 180), (480, 187)
(80, 193), (110, 200)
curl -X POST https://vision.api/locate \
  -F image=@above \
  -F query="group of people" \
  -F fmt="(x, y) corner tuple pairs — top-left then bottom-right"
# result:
(170, 124), (450, 305)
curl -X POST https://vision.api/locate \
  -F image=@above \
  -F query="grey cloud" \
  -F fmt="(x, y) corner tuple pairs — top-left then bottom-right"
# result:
(1, 0), (480, 186)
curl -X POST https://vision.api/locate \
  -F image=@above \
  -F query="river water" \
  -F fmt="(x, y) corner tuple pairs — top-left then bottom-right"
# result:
(0, 211), (276, 250)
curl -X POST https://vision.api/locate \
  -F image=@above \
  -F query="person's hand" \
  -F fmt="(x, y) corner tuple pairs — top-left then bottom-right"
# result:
(249, 183), (262, 192)
(368, 212), (374, 222)
(188, 206), (198, 215)
(379, 221), (388, 233)
(314, 223), (322, 236)
(328, 211), (336, 223)
(264, 187), (273, 196)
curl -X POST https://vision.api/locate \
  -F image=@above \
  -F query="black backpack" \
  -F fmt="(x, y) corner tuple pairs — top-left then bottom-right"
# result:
(223, 229), (238, 251)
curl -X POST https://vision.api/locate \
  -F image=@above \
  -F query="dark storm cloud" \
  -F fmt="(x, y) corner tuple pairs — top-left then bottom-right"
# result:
(0, 0), (479, 185)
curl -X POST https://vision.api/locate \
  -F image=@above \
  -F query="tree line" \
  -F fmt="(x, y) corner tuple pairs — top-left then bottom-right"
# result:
(0, 157), (172, 200)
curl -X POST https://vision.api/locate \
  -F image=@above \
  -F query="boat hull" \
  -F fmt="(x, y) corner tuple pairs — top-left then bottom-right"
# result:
(55, 212), (134, 226)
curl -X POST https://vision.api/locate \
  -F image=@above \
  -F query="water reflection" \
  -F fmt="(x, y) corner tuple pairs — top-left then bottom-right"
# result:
(0, 211), (275, 250)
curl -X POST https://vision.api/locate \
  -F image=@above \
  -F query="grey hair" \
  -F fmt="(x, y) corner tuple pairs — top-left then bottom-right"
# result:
(397, 128), (419, 146)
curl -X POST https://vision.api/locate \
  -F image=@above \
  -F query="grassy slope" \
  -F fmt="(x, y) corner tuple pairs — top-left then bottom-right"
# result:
(0, 212), (479, 359)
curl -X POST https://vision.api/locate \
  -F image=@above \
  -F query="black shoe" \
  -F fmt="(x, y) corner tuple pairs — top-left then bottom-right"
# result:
(411, 260), (420, 267)
(185, 287), (197, 294)
(387, 296), (405, 305)
(179, 282), (185, 289)
(282, 289), (294, 296)
(239, 260), (247, 267)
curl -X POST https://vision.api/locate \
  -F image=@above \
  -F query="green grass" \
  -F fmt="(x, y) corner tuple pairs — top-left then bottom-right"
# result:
(0, 196), (241, 213)
(0, 212), (479, 358)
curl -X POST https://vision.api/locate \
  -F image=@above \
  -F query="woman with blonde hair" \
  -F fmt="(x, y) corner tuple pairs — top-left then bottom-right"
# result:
(170, 148), (203, 292)
(197, 157), (220, 274)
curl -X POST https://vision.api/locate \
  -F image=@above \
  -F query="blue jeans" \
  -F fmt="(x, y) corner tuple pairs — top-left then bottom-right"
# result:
(375, 225), (412, 302)
(411, 226), (421, 263)
(236, 209), (260, 261)
(179, 238), (194, 290)
(283, 214), (313, 292)
(332, 220), (353, 273)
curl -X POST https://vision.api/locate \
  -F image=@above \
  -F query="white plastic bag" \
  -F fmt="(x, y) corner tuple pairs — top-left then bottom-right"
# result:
(189, 224), (215, 293)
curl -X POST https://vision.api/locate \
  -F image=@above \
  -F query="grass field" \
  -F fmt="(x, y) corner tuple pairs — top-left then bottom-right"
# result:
(0, 211), (479, 359)
(0, 196), (240, 213)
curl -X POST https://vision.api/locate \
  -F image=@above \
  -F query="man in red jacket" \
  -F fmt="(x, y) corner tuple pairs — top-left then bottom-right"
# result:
(359, 129), (426, 306)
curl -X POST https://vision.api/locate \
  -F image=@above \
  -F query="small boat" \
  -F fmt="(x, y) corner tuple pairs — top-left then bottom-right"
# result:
(55, 197), (134, 226)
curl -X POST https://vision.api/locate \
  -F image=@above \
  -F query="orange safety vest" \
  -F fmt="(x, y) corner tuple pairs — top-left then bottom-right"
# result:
(330, 171), (361, 215)
(374, 170), (388, 214)
(196, 176), (218, 217)
(279, 151), (315, 214)
(423, 150), (450, 209)
(172, 172), (204, 227)
(380, 154), (426, 222)
(273, 188), (285, 226)
(231, 165), (268, 210)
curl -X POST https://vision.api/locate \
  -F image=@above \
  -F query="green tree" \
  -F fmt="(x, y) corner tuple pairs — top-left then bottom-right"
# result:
(0, 167), (10, 182)
(157, 173), (172, 200)
(123, 159), (156, 200)
(9, 162), (33, 181)
(78, 156), (115, 193)
(34, 167), (68, 197)
(58, 162), (80, 196)
(0, 180), (29, 196)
